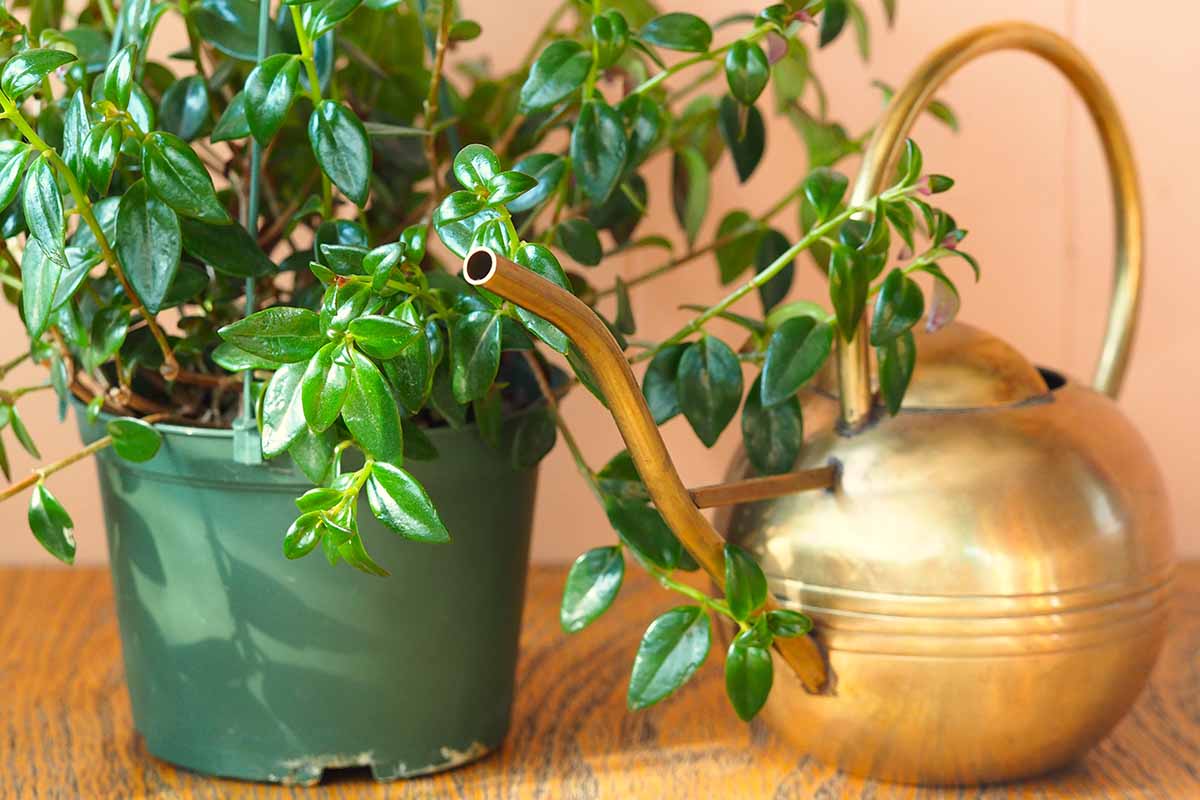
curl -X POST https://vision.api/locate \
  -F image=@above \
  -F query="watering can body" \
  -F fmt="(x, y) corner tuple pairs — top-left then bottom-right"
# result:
(720, 322), (1173, 783)
(466, 20), (1173, 787)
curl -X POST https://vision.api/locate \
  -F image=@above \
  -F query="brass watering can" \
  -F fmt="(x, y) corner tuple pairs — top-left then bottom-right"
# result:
(466, 21), (1173, 785)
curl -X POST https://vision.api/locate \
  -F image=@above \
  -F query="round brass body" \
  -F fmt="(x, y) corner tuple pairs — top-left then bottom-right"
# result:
(720, 348), (1173, 784)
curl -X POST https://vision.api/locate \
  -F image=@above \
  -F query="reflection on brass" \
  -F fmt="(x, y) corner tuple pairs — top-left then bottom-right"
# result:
(464, 22), (1171, 785)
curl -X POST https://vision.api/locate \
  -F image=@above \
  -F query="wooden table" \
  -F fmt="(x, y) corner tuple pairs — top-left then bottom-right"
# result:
(2, 564), (1197, 799)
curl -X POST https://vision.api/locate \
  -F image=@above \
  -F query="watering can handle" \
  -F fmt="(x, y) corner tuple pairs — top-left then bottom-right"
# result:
(837, 21), (1144, 431)
(464, 247), (829, 692)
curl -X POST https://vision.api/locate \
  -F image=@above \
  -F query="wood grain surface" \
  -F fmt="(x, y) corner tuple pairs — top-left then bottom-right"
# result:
(1, 563), (1197, 799)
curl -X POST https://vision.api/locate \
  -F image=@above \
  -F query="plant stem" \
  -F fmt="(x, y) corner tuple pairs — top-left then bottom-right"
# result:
(580, 0), (603, 100)
(0, 412), (170, 502)
(96, 0), (116, 30)
(421, 0), (453, 198)
(632, 187), (907, 363)
(0, 351), (30, 378)
(290, 7), (334, 216)
(631, 29), (768, 97)
(0, 98), (179, 378)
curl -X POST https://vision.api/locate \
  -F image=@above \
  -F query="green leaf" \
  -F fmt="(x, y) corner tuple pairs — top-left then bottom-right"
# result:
(486, 170), (537, 206)
(627, 605), (711, 710)
(677, 336), (743, 447)
(829, 245), (867, 340)
(555, 218), (602, 266)
(803, 167), (848, 221)
(512, 242), (571, 353)
(83, 121), (121, 194)
(604, 496), (682, 570)
(303, 0), (364, 39)
(244, 53), (301, 143)
(366, 461), (450, 543)
(714, 210), (763, 284)
(349, 315), (421, 360)
(761, 315), (834, 406)
(519, 40), (592, 113)
(1, 49), (75, 102)
(219, 307), (324, 363)
(115, 179), (182, 313)
(23, 156), (66, 268)
(819, 0), (848, 47)
(102, 44), (135, 110)
(381, 320), (432, 413)
(725, 41), (769, 105)
(640, 13), (712, 52)
(28, 483), (75, 564)
(614, 276), (635, 335)
(571, 99), (627, 204)
(436, 190), (486, 224)
(142, 132), (230, 224)
(596, 450), (649, 503)
(159, 75), (210, 142)
(20, 241), (61, 340)
(450, 310), (501, 403)
(106, 418), (163, 462)
(671, 145), (708, 245)
(260, 361), (307, 457)
(452, 143), (501, 190)
(756, 229), (795, 314)
(592, 10), (630, 68)
(0, 141), (29, 214)
(344, 348), (402, 460)
(643, 344), (687, 424)
(300, 342), (350, 432)
(725, 637), (773, 721)
(724, 542), (768, 621)
(6, 406), (38, 459)
(878, 328), (916, 415)
(766, 608), (812, 638)
(620, 94), (663, 167)
(561, 546), (624, 633)
(898, 137), (922, 186)
(180, 216), (273, 278)
(283, 511), (322, 559)
(212, 92), (251, 143)
(212, 341), (279, 371)
(60, 92), (88, 185)
(288, 425), (336, 484)
(510, 406), (557, 468)
(309, 100), (371, 207)
(190, 0), (276, 61)
(871, 268), (924, 346)
(742, 375), (802, 475)
(506, 154), (565, 214)
(718, 96), (765, 182)
(927, 174), (954, 194)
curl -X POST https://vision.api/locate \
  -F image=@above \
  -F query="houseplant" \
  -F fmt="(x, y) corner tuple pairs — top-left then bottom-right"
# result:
(0, 0), (970, 783)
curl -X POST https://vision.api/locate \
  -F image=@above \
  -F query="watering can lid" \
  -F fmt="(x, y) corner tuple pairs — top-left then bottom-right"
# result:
(900, 321), (1050, 409)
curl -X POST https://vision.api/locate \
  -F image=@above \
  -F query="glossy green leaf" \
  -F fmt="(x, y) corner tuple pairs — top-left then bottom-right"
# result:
(190, 0), (276, 60)
(83, 121), (121, 194)
(725, 637), (773, 721)
(555, 218), (602, 266)
(761, 315), (834, 406)
(878, 328), (916, 415)
(452, 143), (501, 191)
(604, 495), (683, 571)
(436, 190), (485, 224)
(211, 92), (251, 142)
(283, 511), (322, 559)
(756, 228), (795, 313)
(898, 137), (922, 186)
(180, 216), (274, 278)
(380, 321), (431, 413)
(159, 76), (210, 142)
(592, 10), (630, 68)
(627, 605), (711, 710)
(561, 546), (624, 633)
(829, 245), (867, 340)
(485, 170), (537, 206)
(29, 483), (75, 564)
(0, 140), (30, 214)
(819, 0), (848, 47)
(23, 156), (66, 268)
(714, 210), (762, 284)
(718, 96), (765, 182)
(671, 145), (708, 245)
(742, 375), (802, 476)
(212, 341), (279, 371)
(60, 92), (88, 185)
(309, 100), (371, 207)
(640, 13), (712, 53)
(614, 276), (635, 335)
(20, 240), (61, 340)
(450, 310), (501, 404)
(303, 0), (364, 39)
(1, 49), (75, 102)
(510, 406), (557, 468)
(367, 461), (450, 543)
(766, 608), (812, 638)
(245, 54), (301, 143)
(571, 100), (627, 204)
(343, 348), (402, 461)
(725, 40), (769, 105)
(300, 342), (350, 432)
(519, 39), (592, 112)
(677, 336), (743, 447)
(347, 315), (420, 361)
(102, 44), (135, 109)
(724, 542), (768, 621)
(106, 418), (163, 462)
(620, 94), (663, 167)
(142, 131), (230, 223)
(115, 179), (182, 313)
(803, 167), (848, 221)
(260, 362), (307, 457)
(871, 268), (924, 346)
(219, 307), (324, 363)
(643, 343), (687, 424)
(506, 154), (565, 214)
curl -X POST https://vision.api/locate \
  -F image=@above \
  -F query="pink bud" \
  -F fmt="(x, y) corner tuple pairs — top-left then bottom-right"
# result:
(794, 10), (816, 25)
(915, 175), (932, 196)
(896, 246), (912, 261)
(940, 234), (959, 251)
(767, 32), (788, 64)
(926, 279), (960, 333)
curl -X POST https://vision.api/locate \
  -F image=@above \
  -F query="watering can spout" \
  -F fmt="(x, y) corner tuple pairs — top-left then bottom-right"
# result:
(464, 246), (831, 692)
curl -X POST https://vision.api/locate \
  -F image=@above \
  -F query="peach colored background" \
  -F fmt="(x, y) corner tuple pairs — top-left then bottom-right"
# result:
(2, 0), (1196, 565)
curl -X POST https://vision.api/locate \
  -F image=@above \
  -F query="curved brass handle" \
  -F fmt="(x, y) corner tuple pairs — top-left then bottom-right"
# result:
(837, 21), (1144, 431)
(464, 247), (829, 692)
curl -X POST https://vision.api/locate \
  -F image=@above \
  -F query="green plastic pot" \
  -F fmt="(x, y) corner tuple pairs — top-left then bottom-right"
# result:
(77, 408), (538, 784)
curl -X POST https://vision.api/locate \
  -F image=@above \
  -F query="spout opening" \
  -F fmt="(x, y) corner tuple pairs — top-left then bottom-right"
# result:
(464, 248), (497, 285)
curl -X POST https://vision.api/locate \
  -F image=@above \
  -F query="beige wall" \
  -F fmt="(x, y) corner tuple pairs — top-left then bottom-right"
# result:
(2, 0), (1196, 565)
